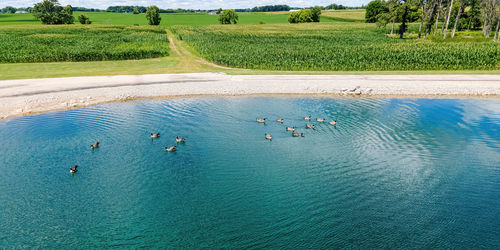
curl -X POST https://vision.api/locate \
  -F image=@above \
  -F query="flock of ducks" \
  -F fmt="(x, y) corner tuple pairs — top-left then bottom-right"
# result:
(70, 134), (186, 174)
(258, 116), (337, 141)
(70, 115), (336, 173)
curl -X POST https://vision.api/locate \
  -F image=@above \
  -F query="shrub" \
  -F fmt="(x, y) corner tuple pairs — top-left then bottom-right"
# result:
(311, 7), (321, 22)
(218, 10), (238, 24)
(78, 14), (91, 24)
(146, 5), (161, 25)
(288, 9), (313, 23)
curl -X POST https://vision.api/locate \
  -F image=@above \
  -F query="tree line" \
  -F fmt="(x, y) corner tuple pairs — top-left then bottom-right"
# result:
(365, 0), (500, 39)
(106, 6), (198, 14)
(1, 6), (32, 13)
(30, 0), (162, 25)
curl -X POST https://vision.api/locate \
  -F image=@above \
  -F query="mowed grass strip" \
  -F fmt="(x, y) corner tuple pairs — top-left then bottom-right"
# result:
(0, 25), (169, 63)
(0, 12), (312, 27)
(172, 23), (499, 71)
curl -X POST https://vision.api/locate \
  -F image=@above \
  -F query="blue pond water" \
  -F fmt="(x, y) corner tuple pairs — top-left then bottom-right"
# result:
(0, 97), (499, 248)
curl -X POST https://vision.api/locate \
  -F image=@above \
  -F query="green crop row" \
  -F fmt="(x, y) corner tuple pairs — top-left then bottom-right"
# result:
(172, 24), (499, 71)
(0, 25), (169, 63)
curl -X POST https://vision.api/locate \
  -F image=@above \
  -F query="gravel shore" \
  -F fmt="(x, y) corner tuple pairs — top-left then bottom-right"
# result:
(1, 73), (499, 120)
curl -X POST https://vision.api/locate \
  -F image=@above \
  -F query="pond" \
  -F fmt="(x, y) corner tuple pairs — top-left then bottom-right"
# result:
(0, 97), (499, 248)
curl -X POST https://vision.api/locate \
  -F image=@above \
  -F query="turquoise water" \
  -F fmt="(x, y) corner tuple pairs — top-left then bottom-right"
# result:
(0, 97), (499, 248)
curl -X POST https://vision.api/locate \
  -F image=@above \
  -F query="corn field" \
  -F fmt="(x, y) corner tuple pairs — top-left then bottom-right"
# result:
(172, 23), (499, 71)
(0, 25), (169, 63)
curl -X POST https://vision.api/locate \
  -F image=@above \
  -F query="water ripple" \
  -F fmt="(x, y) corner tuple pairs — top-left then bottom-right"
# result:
(0, 97), (499, 248)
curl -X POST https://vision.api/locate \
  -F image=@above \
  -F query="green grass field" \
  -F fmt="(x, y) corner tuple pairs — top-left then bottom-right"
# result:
(0, 10), (498, 80)
(0, 12), (336, 26)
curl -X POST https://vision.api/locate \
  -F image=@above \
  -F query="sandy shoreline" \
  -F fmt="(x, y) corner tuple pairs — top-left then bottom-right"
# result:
(1, 72), (499, 120)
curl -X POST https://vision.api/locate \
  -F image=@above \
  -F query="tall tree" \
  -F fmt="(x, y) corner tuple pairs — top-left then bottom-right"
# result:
(494, 16), (500, 39)
(443, 0), (455, 38)
(365, 0), (386, 22)
(375, 0), (399, 35)
(400, 1), (410, 38)
(434, 0), (443, 34)
(389, 0), (401, 34)
(451, 0), (466, 37)
(418, 0), (426, 38)
(32, 0), (74, 24)
(219, 9), (238, 24)
(441, 1), (451, 33)
(481, 0), (498, 37)
(146, 5), (161, 25)
(466, 0), (482, 30)
(424, 0), (440, 38)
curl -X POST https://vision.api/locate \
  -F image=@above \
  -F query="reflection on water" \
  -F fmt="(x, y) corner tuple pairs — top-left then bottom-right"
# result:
(0, 97), (499, 248)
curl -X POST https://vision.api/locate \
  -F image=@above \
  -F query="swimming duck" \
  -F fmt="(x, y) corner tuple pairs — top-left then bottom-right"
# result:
(256, 118), (267, 123)
(90, 141), (99, 149)
(286, 126), (296, 131)
(316, 118), (325, 122)
(70, 165), (78, 173)
(329, 120), (337, 125)
(265, 133), (272, 140)
(304, 115), (312, 121)
(150, 132), (160, 138)
(277, 118), (284, 123)
(176, 136), (185, 143)
(306, 124), (315, 129)
(292, 131), (300, 137)
(165, 146), (177, 152)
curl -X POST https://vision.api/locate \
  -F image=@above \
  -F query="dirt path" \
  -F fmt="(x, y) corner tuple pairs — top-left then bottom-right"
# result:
(167, 31), (233, 70)
(168, 37), (182, 57)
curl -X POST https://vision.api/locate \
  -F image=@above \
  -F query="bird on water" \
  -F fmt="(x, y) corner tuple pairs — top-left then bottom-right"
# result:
(306, 124), (315, 129)
(265, 133), (272, 140)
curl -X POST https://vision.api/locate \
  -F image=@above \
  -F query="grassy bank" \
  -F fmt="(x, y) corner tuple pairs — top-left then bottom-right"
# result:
(172, 23), (499, 71)
(0, 25), (168, 63)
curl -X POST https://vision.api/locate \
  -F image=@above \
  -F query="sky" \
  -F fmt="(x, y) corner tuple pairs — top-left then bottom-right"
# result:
(1, 0), (371, 10)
